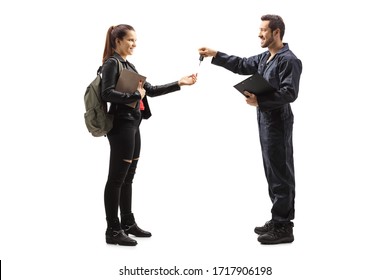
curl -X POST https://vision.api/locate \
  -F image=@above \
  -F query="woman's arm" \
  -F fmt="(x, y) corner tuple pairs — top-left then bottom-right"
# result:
(144, 74), (196, 97)
(101, 58), (142, 104)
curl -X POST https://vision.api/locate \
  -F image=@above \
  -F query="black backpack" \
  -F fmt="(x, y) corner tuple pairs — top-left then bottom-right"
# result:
(84, 58), (123, 137)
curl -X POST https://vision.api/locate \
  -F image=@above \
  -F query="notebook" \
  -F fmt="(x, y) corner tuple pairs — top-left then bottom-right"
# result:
(115, 69), (147, 108)
(115, 69), (146, 93)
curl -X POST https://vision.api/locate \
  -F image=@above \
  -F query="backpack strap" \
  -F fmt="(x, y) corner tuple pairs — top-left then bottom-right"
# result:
(115, 57), (124, 73)
(98, 57), (124, 75)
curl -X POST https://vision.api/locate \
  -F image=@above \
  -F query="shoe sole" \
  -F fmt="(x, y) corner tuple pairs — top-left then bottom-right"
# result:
(106, 238), (137, 246)
(259, 236), (294, 245)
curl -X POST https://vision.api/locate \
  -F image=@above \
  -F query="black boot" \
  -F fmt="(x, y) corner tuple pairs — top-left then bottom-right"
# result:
(106, 228), (138, 246)
(121, 213), (152, 237)
(105, 217), (137, 246)
(254, 220), (274, 235)
(257, 222), (294, 245)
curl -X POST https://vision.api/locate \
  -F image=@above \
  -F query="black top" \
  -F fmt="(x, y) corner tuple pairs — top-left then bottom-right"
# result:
(101, 52), (181, 120)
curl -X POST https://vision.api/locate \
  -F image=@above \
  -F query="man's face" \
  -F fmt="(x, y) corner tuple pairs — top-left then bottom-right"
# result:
(258, 20), (275, 48)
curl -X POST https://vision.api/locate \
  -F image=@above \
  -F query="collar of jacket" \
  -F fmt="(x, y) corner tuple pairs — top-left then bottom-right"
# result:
(112, 52), (138, 72)
(263, 43), (289, 58)
(278, 43), (290, 54)
(112, 51), (126, 63)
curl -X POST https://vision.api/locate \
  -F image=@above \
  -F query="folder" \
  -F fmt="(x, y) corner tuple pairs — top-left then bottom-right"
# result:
(233, 72), (275, 97)
(115, 69), (147, 108)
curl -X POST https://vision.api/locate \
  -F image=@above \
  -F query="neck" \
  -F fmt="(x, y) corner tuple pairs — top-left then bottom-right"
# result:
(113, 50), (127, 61)
(268, 42), (284, 56)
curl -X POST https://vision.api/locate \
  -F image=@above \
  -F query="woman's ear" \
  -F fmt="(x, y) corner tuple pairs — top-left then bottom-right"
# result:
(115, 38), (121, 47)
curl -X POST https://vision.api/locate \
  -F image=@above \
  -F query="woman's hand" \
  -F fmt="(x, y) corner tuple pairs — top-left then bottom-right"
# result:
(137, 80), (146, 99)
(178, 74), (197, 86)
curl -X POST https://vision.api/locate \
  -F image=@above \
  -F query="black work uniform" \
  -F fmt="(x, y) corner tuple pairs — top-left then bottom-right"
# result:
(100, 52), (181, 225)
(212, 43), (302, 223)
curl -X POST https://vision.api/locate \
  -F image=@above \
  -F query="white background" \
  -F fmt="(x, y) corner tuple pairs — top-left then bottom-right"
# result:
(1, 0), (389, 279)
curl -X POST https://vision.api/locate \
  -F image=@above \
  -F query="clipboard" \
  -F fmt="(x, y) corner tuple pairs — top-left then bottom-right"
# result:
(115, 69), (146, 108)
(233, 72), (275, 96)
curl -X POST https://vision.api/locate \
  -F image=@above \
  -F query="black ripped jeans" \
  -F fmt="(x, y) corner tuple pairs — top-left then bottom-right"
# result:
(257, 105), (295, 223)
(104, 118), (141, 229)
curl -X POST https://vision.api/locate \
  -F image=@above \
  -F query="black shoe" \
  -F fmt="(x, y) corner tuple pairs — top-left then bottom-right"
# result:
(254, 220), (274, 235)
(123, 223), (152, 237)
(257, 222), (294, 245)
(106, 229), (138, 246)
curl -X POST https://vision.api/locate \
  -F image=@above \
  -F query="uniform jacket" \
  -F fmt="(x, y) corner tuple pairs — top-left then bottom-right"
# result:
(212, 43), (302, 112)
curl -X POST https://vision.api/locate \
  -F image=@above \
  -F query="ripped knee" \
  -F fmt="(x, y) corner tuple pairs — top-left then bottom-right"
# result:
(123, 157), (139, 164)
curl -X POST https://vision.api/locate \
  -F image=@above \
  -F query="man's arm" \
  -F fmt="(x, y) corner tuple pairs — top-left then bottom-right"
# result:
(257, 58), (302, 111)
(199, 47), (259, 75)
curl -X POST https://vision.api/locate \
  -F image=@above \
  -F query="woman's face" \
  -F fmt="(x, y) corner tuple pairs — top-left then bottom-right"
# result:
(116, 30), (137, 57)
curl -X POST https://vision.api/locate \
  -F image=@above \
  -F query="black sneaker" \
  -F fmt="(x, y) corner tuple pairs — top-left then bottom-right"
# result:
(254, 220), (274, 235)
(257, 222), (294, 245)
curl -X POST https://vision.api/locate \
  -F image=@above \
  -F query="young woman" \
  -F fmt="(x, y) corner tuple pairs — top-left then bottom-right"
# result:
(100, 24), (196, 246)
